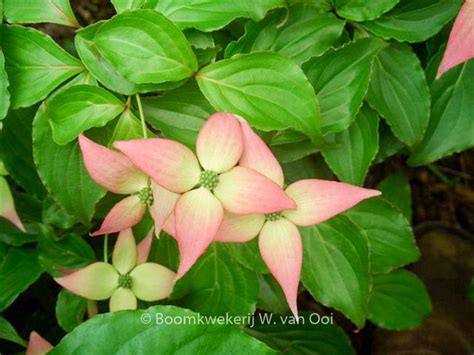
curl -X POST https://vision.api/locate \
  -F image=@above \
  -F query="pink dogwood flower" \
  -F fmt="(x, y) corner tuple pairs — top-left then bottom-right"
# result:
(437, 0), (474, 78)
(214, 119), (381, 317)
(113, 113), (296, 277)
(79, 135), (179, 236)
(26, 331), (53, 355)
(0, 176), (25, 231)
(54, 229), (176, 312)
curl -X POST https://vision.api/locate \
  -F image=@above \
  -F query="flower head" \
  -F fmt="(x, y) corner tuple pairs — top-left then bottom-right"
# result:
(54, 229), (176, 311)
(437, 0), (474, 78)
(114, 113), (296, 277)
(214, 119), (381, 317)
(0, 176), (25, 231)
(78, 135), (179, 236)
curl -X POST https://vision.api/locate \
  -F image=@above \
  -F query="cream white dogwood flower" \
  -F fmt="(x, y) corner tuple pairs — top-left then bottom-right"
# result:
(54, 229), (175, 312)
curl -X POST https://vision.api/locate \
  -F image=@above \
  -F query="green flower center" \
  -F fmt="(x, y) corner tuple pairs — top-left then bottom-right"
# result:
(265, 212), (282, 221)
(118, 273), (132, 289)
(200, 170), (219, 190)
(138, 187), (153, 206)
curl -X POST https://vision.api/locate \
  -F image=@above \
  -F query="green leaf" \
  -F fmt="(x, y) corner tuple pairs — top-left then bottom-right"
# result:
(173, 243), (259, 318)
(335, 0), (399, 21)
(344, 197), (419, 274)
(409, 60), (474, 165)
(33, 106), (107, 224)
(300, 215), (370, 328)
(4, 0), (79, 27)
(38, 226), (96, 275)
(282, 154), (334, 184)
(361, 0), (463, 42)
(56, 289), (87, 333)
(108, 109), (150, 145)
(75, 22), (184, 95)
(94, 10), (197, 84)
(42, 195), (77, 229)
(0, 247), (43, 311)
(0, 316), (27, 347)
(366, 44), (430, 146)
(111, 0), (157, 13)
(154, 0), (285, 31)
(374, 120), (404, 163)
(0, 48), (9, 121)
(224, 238), (269, 274)
(46, 85), (125, 145)
(51, 305), (275, 354)
(246, 312), (355, 355)
(197, 52), (321, 142)
(0, 106), (46, 197)
(0, 218), (37, 246)
(1, 25), (83, 108)
(142, 80), (214, 148)
(257, 274), (289, 315)
(322, 105), (379, 185)
(303, 38), (387, 133)
(225, 4), (345, 65)
(368, 270), (432, 330)
(272, 141), (320, 164)
(377, 170), (412, 221)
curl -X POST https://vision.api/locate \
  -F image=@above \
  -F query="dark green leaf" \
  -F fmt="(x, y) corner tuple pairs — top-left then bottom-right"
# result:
(0, 316), (26, 347)
(409, 60), (474, 165)
(33, 107), (107, 224)
(361, 0), (463, 42)
(0, 218), (37, 246)
(272, 141), (320, 164)
(366, 43), (430, 146)
(75, 22), (184, 95)
(246, 312), (355, 355)
(282, 154), (334, 184)
(322, 105), (379, 185)
(257, 274), (289, 315)
(4, 0), (79, 27)
(46, 85), (125, 145)
(368, 270), (432, 330)
(303, 38), (387, 133)
(38, 226), (96, 275)
(173, 244), (259, 318)
(42, 196), (77, 229)
(95, 10), (197, 84)
(225, 4), (345, 65)
(344, 197), (419, 273)
(335, 0), (399, 21)
(1, 25), (83, 108)
(142, 80), (214, 148)
(56, 289), (87, 333)
(377, 170), (412, 221)
(0, 106), (46, 197)
(300, 215), (370, 328)
(224, 238), (269, 274)
(373, 120), (404, 163)
(197, 52), (321, 142)
(0, 47), (9, 121)
(0, 247), (43, 311)
(154, 0), (285, 31)
(51, 306), (275, 354)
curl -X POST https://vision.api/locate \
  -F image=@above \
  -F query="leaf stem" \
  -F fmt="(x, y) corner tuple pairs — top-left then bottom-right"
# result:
(103, 234), (109, 262)
(135, 94), (148, 138)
